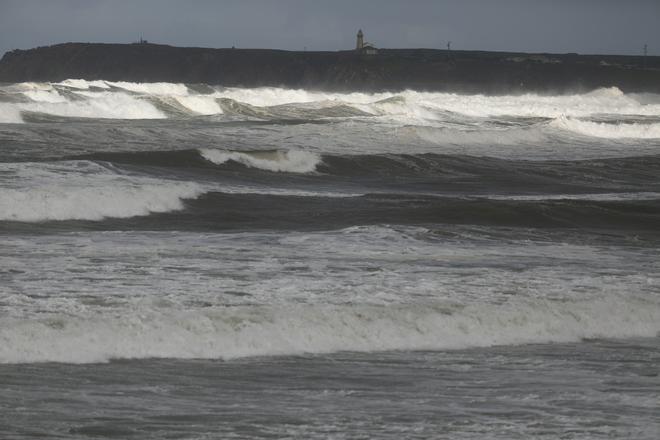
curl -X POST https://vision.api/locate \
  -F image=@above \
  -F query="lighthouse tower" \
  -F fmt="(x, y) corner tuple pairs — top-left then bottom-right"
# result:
(356, 29), (364, 50)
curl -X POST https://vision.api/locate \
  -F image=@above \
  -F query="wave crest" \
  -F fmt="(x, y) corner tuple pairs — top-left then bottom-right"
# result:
(3, 81), (660, 125)
(0, 161), (204, 222)
(0, 183), (203, 222)
(200, 149), (322, 173)
(551, 115), (660, 139)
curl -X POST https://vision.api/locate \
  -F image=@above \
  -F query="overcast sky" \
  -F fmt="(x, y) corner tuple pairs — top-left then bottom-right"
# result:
(1, 0), (658, 57)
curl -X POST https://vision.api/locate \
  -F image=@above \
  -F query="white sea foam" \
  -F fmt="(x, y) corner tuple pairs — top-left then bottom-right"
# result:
(7, 81), (55, 92)
(22, 88), (67, 103)
(2, 81), (660, 130)
(20, 92), (166, 119)
(0, 103), (23, 123)
(0, 183), (203, 221)
(411, 87), (660, 119)
(0, 161), (204, 221)
(106, 81), (190, 95)
(1, 295), (658, 363)
(215, 87), (392, 107)
(200, 149), (322, 173)
(0, 159), (357, 223)
(55, 79), (111, 89)
(175, 95), (223, 115)
(551, 116), (660, 139)
(0, 86), (167, 120)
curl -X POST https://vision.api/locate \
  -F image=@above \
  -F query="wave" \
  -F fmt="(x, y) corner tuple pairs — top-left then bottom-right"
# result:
(12, 190), (654, 232)
(414, 116), (660, 146)
(189, 85), (660, 119)
(551, 116), (660, 139)
(179, 193), (660, 231)
(104, 80), (190, 95)
(55, 79), (112, 90)
(411, 124), (550, 147)
(3, 80), (660, 131)
(1, 295), (658, 363)
(216, 97), (369, 120)
(0, 161), (204, 221)
(20, 92), (166, 120)
(0, 183), (202, 222)
(0, 158), (366, 223)
(174, 95), (223, 115)
(200, 149), (322, 173)
(71, 149), (660, 190)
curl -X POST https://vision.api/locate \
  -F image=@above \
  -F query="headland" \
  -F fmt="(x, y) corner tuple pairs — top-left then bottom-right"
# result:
(1, 42), (659, 94)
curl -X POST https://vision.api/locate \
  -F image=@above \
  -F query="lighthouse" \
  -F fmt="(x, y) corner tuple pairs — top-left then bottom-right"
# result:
(354, 29), (378, 55)
(356, 29), (364, 50)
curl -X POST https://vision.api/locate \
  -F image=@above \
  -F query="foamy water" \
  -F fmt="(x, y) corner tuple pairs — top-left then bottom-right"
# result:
(199, 149), (322, 173)
(2, 226), (658, 364)
(2, 80), (660, 142)
(0, 161), (204, 221)
(1, 79), (660, 439)
(3, 296), (659, 364)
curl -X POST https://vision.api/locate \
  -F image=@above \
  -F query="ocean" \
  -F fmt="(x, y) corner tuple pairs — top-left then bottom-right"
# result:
(1, 80), (659, 439)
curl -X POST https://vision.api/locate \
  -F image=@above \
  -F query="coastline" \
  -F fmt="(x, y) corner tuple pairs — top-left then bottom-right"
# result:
(1, 42), (659, 94)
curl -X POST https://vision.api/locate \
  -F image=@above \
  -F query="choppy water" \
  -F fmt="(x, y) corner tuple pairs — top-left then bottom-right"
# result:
(1, 80), (659, 439)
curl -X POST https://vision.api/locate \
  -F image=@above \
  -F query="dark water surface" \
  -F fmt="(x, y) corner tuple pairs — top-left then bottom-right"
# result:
(1, 81), (660, 438)
(2, 340), (659, 439)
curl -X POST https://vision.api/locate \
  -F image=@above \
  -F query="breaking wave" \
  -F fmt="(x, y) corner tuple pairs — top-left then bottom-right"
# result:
(1, 295), (658, 363)
(0, 161), (204, 221)
(70, 149), (660, 190)
(200, 149), (322, 173)
(2, 80), (660, 139)
(0, 157), (364, 223)
(0, 183), (203, 222)
(551, 116), (660, 139)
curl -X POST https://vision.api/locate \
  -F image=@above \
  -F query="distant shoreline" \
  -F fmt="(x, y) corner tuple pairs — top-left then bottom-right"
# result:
(1, 43), (659, 94)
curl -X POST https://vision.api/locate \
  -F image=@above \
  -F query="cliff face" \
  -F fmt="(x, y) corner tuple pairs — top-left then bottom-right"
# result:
(1, 43), (659, 93)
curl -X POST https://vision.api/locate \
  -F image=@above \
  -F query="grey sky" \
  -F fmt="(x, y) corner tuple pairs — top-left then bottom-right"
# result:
(1, 0), (658, 57)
